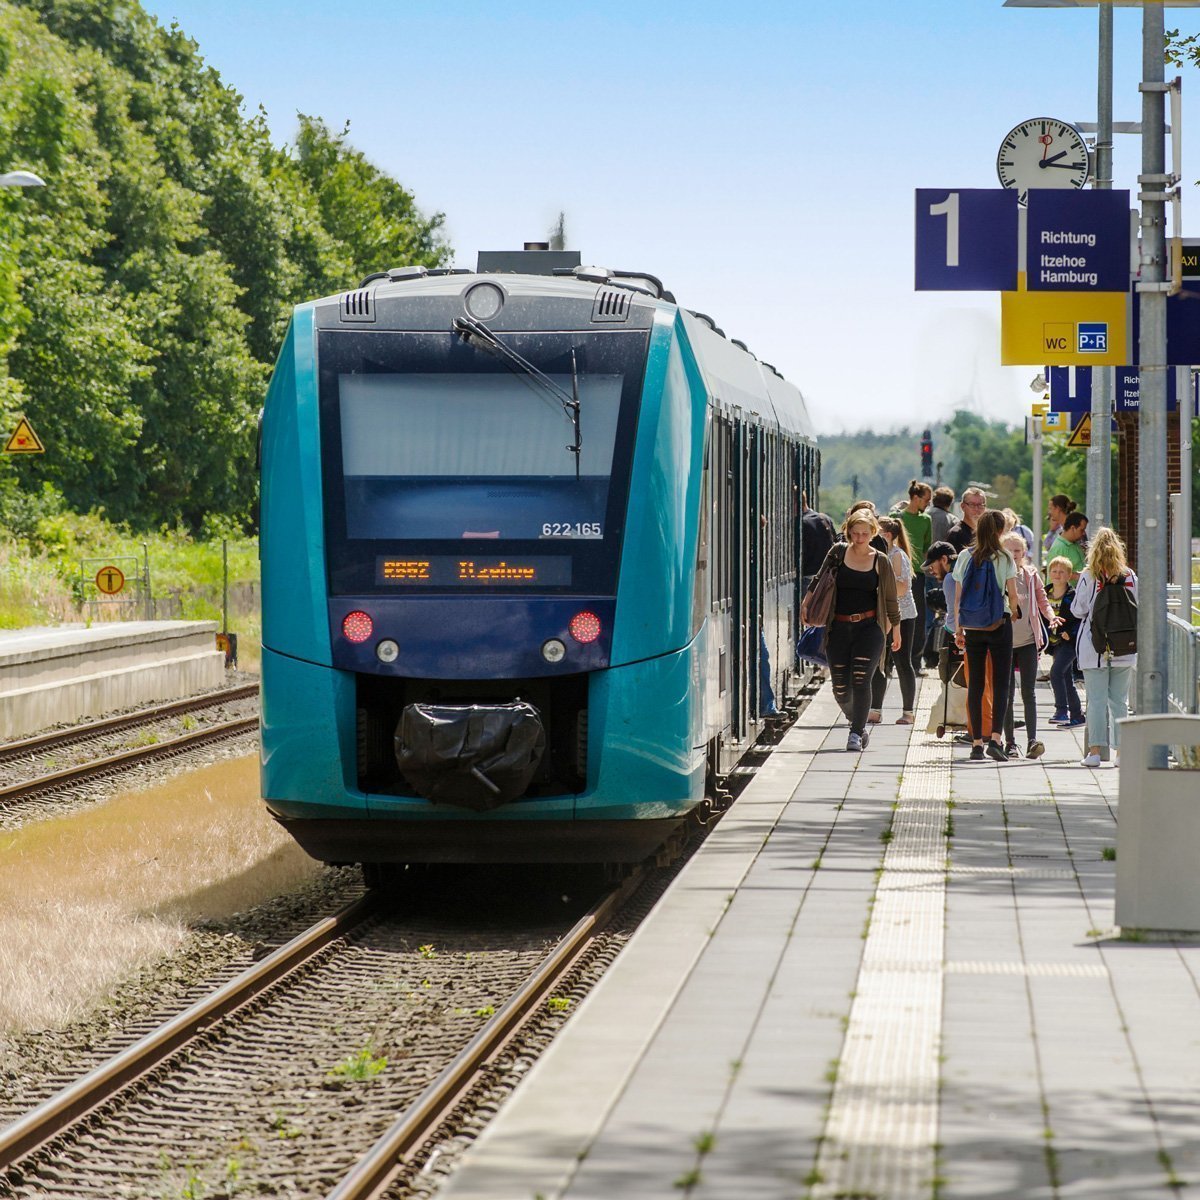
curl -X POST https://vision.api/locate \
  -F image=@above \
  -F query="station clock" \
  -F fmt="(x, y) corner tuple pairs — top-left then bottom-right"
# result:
(996, 119), (1090, 206)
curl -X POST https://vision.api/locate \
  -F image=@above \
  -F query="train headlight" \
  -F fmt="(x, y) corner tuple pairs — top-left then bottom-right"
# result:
(376, 639), (399, 663)
(464, 282), (504, 321)
(568, 611), (601, 644)
(541, 638), (566, 664)
(342, 611), (374, 643)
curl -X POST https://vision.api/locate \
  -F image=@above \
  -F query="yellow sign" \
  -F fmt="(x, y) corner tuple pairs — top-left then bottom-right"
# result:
(3, 417), (44, 454)
(1000, 290), (1129, 365)
(1066, 413), (1092, 448)
(94, 565), (126, 595)
(1042, 412), (1069, 433)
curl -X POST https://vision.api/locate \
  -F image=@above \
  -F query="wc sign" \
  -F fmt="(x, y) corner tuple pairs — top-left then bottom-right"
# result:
(1042, 322), (1107, 354)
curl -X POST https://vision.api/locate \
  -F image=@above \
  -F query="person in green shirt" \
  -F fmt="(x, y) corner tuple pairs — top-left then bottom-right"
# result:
(1045, 511), (1088, 582)
(895, 480), (933, 676)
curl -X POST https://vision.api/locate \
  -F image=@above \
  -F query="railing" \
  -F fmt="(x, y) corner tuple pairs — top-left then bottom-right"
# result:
(1166, 612), (1200, 715)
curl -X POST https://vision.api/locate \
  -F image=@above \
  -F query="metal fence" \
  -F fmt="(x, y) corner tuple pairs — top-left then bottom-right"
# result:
(1167, 612), (1200, 716)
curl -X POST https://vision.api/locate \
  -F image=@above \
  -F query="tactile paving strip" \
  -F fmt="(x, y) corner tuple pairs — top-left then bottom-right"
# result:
(813, 687), (950, 1200)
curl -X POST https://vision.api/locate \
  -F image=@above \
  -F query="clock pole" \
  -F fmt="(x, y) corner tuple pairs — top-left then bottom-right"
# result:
(1087, 4), (1113, 538)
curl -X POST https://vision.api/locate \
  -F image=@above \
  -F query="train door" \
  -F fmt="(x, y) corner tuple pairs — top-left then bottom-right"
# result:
(730, 418), (751, 745)
(748, 424), (762, 723)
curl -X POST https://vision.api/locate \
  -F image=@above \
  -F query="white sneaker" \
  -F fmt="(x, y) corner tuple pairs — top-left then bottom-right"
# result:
(1081, 752), (1102, 768)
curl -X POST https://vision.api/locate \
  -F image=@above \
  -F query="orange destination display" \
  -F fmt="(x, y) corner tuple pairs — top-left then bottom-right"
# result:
(375, 556), (571, 587)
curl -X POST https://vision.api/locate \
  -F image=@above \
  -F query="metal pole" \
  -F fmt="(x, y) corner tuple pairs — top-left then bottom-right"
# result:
(222, 538), (229, 637)
(1182, 369), (1194, 622)
(143, 543), (152, 621)
(1137, 2), (1169, 738)
(1088, 3), (1113, 533)
(1031, 417), (1043, 564)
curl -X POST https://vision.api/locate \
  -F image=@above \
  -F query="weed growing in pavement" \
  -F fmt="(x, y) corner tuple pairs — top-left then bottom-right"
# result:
(1086, 928), (1105, 939)
(474, 1005), (496, 1018)
(824, 1058), (840, 1084)
(673, 1168), (702, 1189)
(729, 1058), (743, 1078)
(418, 943), (437, 959)
(129, 729), (161, 747)
(693, 1130), (716, 1154)
(944, 813), (956, 840)
(879, 829), (893, 844)
(547, 996), (572, 1013)
(329, 1046), (388, 1081)
(181, 714), (198, 731)
(1102, 846), (1116, 861)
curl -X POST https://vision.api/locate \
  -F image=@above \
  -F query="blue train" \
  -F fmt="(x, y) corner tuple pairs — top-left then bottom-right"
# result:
(259, 248), (819, 872)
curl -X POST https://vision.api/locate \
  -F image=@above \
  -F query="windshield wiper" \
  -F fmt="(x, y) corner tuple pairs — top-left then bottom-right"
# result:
(452, 316), (581, 477)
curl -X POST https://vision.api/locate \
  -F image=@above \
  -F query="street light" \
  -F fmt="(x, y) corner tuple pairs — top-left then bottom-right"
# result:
(0, 171), (45, 189)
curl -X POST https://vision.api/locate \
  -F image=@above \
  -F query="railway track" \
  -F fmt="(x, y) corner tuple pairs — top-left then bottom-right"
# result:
(0, 871), (643, 1200)
(0, 686), (259, 808)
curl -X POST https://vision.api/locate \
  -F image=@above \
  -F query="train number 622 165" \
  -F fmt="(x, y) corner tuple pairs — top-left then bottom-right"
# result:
(541, 522), (602, 538)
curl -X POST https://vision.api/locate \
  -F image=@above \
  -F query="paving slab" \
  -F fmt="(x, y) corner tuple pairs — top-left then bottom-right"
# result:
(440, 674), (1200, 1200)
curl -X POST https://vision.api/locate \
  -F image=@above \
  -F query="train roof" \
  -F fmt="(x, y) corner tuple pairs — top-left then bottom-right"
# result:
(306, 258), (816, 443)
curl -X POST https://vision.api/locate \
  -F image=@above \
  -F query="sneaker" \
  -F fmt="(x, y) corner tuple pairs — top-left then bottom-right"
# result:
(1005, 742), (1020, 759)
(968, 745), (985, 761)
(867, 710), (882, 724)
(1065, 716), (1087, 728)
(1047, 711), (1069, 724)
(895, 713), (915, 725)
(860, 727), (871, 749)
(847, 732), (863, 752)
(953, 732), (973, 745)
(986, 741), (1008, 762)
(1081, 752), (1102, 768)
(1027, 740), (1046, 760)
(914, 669), (928, 678)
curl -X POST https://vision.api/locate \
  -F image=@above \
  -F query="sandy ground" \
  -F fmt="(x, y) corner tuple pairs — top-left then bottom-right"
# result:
(0, 754), (322, 1032)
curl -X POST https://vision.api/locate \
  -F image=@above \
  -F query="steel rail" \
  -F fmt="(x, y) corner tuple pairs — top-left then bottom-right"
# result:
(0, 684), (259, 762)
(326, 869), (645, 1200)
(0, 716), (259, 806)
(0, 895), (378, 1169)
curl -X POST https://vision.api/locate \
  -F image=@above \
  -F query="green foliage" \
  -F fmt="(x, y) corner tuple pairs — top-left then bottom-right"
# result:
(0, 0), (449, 537)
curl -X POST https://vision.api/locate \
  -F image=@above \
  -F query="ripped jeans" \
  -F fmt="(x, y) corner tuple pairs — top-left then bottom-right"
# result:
(827, 620), (885, 737)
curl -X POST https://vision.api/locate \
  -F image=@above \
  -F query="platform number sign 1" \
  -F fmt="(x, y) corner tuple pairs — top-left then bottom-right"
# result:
(915, 189), (1018, 291)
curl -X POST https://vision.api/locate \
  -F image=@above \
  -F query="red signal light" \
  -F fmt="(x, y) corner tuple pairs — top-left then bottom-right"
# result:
(342, 611), (374, 643)
(569, 611), (601, 643)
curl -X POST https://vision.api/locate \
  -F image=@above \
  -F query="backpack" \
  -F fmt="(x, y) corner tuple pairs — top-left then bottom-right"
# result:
(1090, 572), (1137, 657)
(958, 555), (1004, 631)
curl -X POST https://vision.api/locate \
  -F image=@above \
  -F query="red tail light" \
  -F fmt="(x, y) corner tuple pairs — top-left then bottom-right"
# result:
(569, 611), (601, 643)
(342, 611), (374, 643)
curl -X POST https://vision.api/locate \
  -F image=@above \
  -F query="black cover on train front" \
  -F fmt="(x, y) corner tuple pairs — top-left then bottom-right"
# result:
(394, 702), (546, 810)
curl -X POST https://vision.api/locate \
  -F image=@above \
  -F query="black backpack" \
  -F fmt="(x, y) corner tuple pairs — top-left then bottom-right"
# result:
(1090, 572), (1137, 657)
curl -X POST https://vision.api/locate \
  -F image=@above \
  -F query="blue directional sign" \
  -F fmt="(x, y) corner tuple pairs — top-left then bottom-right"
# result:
(1025, 189), (1130, 292)
(1130, 284), (1200, 365)
(1114, 367), (1197, 414)
(1047, 366), (1093, 414)
(915, 189), (1018, 291)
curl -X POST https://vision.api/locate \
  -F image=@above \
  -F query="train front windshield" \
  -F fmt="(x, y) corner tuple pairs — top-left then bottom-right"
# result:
(318, 330), (648, 595)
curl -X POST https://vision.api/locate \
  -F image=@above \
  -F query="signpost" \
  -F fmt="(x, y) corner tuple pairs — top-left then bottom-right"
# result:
(1025, 189), (1131, 291)
(1048, 365), (1094, 413)
(1066, 413), (1092, 447)
(3, 417), (44, 454)
(1000, 288), (1129, 364)
(94, 565), (125, 596)
(914, 189), (1018, 290)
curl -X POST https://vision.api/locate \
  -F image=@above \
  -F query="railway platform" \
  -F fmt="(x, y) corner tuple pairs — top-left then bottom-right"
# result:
(441, 680), (1200, 1200)
(0, 621), (225, 738)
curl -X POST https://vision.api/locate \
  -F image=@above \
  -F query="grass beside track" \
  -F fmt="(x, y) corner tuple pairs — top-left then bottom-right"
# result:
(0, 754), (319, 1033)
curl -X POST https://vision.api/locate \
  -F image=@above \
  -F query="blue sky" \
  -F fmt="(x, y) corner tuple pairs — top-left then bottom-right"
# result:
(143, 1), (1200, 435)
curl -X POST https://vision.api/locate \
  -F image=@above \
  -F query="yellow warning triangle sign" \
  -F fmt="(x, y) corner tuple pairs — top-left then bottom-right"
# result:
(1066, 413), (1092, 448)
(3, 417), (45, 454)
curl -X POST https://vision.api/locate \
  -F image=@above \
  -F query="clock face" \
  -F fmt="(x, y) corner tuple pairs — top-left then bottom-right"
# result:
(996, 119), (1090, 205)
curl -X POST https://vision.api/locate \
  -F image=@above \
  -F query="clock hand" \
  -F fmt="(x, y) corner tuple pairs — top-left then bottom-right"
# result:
(1044, 161), (1085, 169)
(1038, 151), (1068, 168)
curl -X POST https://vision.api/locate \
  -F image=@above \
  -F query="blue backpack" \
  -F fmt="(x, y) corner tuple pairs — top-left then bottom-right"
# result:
(958, 555), (1004, 630)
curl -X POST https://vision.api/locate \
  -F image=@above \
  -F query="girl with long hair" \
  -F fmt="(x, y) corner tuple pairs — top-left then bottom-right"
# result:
(802, 510), (901, 752)
(1001, 531), (1059, 759)
(1070, 528), (1138, 767)
(953, 509), (1021, 762)
(870, 517), (918, 725)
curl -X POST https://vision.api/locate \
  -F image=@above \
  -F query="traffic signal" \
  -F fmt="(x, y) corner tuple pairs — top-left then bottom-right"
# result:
(920, 429), (933, 478)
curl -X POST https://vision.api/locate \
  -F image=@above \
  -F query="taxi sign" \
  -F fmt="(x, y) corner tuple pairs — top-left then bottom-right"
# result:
(94, 565), (126, 595)
(1000, 289), (1128, 365)
(3, 417), (44, 454)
